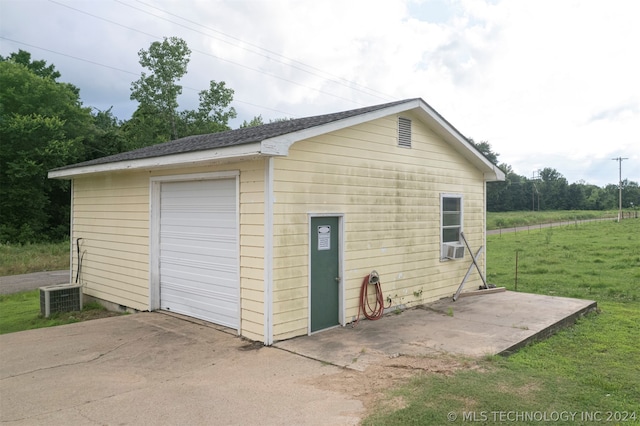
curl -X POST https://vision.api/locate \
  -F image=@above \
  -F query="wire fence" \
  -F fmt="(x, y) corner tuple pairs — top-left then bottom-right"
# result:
(486, 215), (631, 236)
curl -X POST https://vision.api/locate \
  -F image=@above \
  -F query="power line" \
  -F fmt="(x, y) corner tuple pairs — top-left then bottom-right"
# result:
(126, 0), (396, 102)
(0, 36), (299, 118)
(46, 0), (383, 108)
(0, 37), (139, 77)
(49, 0), (159, 40)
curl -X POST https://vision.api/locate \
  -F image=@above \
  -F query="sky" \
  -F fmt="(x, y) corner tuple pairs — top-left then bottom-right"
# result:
(1, 0), (638, 187)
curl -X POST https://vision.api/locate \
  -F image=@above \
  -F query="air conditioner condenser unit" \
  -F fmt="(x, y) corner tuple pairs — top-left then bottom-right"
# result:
(40, 284), (83, 318)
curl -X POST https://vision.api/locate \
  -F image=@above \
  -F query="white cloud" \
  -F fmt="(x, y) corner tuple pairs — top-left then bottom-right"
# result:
(1, 0), (638, 185)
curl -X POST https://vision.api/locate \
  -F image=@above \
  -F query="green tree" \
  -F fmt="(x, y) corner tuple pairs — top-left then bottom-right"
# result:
(1, 49), (61, 81)
(128, 37), (236, 144)
(240, 115), (264, 128)
(567, 183), (586, 210)
(621, 180), (640, 209)
(122, 104), (170, 148)
(539, 167), (569, 210)
(602, 184), (620, 210)
(130, 37), (191, 141)
(468, 138), (500, 166)
(487, 166), (532, 212)
(84, 107), (131, 160)
(0, 58), (92, 242)
(176, 80), (236, 136)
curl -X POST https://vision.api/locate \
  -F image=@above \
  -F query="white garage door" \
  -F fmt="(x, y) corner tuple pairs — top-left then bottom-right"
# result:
(159, 179), (238, 329)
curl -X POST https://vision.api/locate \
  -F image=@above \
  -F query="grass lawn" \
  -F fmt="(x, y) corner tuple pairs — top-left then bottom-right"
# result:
(0, 240), (70, 276)
(0, 290), (122, 335)
(364, 219), (640, 425)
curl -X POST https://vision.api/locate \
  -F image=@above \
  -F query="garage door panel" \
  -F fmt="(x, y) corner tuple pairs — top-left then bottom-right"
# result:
(160, 225), (237, 238)
(162, 191), (235, 201)
(161, 285), (237, 313)
(161, 217), (236, 227)
(160, 262), (238, 284)
(160, 244), (236, 257)
(159, 178), (239, 330)
(160, 239), (237, 255)
(161, 209), (236, 220)
(162, 182), (234, 196)
(160, 255), (237, 272)
(161, 292), (237, 328)
(161, 279), (238, 301)
(161, 278), (238, 297)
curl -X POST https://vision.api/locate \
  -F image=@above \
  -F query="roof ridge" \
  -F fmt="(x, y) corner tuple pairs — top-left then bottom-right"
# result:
(51, 98), (421, 172)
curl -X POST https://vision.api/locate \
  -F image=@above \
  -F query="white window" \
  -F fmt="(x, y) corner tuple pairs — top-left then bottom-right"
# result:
(441, 194), (463, 259)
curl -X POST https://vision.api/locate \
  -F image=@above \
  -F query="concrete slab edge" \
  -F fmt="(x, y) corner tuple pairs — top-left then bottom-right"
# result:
(498, 301), (598, 356)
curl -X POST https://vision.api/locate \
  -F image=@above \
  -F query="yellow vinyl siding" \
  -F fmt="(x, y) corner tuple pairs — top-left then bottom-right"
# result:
(72, 160), (266, 341)
(271, 113), (486, 340)
(73, 172), (149, 311)
(237, 161), (267, 341)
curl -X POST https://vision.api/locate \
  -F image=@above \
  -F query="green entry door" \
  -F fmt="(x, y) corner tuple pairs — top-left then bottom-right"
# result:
(310, 217), (340, 332)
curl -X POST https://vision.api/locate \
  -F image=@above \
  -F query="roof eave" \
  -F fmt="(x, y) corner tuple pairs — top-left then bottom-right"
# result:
(48, 142), (263, 179)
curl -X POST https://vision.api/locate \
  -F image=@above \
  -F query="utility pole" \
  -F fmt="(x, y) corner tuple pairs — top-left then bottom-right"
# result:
(531, 170), (541, 211)
(612, 157), (628, 222)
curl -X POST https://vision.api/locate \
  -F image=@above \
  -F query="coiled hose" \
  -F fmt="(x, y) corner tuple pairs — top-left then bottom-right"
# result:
(353, 273), (390, 326)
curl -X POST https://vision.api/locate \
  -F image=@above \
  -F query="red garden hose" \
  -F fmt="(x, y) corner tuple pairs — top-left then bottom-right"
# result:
(353, 273), (391, 326)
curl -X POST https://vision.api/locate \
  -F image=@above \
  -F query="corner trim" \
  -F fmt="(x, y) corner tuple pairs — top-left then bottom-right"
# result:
(264, 158), (274, 345)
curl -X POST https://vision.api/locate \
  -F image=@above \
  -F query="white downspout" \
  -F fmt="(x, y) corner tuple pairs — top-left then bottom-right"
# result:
(69, 179), (74, 284)
(483, 180), (487, 278)
(264, 157), (274, 345)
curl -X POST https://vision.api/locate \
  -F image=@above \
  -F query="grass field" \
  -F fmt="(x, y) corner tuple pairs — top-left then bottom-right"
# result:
(0, 240), (70, 276)
(486, 210), (617, 230)
(364, 219), (640, 425)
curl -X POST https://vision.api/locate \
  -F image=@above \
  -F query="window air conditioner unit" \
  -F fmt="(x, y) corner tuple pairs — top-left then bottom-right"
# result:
(444, 243), (465, 260)
(40, 284), (83, 318)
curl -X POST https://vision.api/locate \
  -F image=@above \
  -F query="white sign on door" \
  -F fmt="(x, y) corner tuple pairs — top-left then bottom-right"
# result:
(317, 225), (331, 251)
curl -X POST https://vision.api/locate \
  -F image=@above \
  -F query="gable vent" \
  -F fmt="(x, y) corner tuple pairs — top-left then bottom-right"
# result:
(398, 117), (412, 148)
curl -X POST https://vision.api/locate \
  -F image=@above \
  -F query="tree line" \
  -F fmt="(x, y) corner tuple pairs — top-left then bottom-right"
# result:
(469, 141), (640, 212)
(0, 38), (242, 243)
(1, 38), (637, 243)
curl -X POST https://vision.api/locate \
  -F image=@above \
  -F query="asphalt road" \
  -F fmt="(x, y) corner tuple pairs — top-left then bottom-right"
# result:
(0, 270), (69, 295)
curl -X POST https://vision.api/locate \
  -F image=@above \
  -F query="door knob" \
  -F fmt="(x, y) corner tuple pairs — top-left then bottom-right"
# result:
(335, 277), (341, 282)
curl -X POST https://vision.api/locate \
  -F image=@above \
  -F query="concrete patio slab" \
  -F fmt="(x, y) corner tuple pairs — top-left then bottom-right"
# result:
(274, 291), (597, 371)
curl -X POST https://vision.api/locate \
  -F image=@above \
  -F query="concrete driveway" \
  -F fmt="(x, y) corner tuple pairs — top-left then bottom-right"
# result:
(0, 281), (596, 425)
(0, 313), (362, 425)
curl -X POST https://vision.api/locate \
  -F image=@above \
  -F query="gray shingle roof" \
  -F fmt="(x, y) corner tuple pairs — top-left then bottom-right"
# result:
(52, 98), (419, 172)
